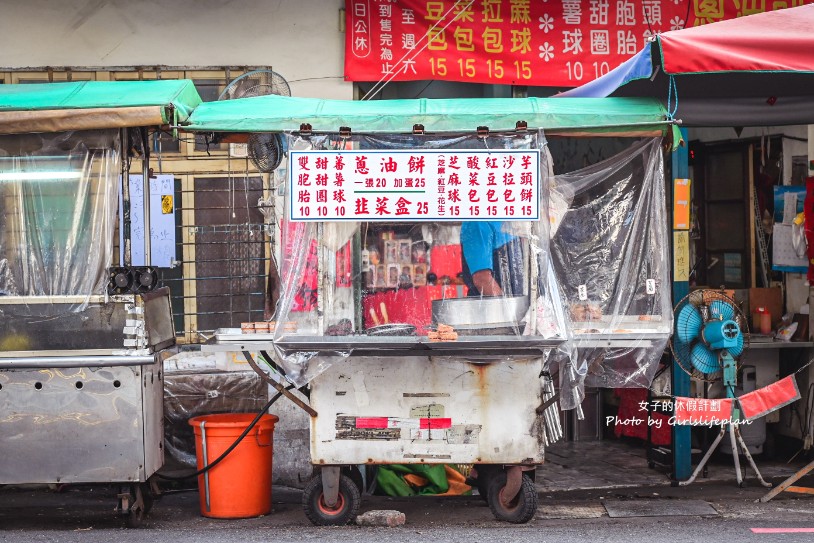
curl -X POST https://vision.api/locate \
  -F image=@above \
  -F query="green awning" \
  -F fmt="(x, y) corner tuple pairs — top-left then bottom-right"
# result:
(181, 94), (672, 137)
(0, 80), (202, 134)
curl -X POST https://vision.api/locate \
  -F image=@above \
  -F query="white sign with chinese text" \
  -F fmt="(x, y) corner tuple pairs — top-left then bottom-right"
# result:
(289, 149), (540, 222)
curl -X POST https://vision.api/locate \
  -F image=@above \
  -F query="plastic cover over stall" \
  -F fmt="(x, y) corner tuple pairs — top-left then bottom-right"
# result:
(269, 131), (568, 386)
(549, 138), (672, 409)
(0, 130), (120, 315)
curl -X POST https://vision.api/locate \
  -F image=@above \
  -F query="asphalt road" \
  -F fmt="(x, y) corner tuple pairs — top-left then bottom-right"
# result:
(1, 483), (813, 543)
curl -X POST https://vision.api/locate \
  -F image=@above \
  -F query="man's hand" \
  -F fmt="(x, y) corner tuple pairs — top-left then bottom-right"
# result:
(472, 270), (503, 296)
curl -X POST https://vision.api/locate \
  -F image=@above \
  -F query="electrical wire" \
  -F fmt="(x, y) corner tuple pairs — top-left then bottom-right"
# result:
(286, 76), (345, 83)
(412, 80), (435, 99)
(684, 0), (692, 29)
(361, 0), (475, 101)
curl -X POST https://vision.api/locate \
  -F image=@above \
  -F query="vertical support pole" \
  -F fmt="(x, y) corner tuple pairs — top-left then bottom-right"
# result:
(352, 230), (362, 333)
(121, 128), (132, 266)
(672, 128), (691, 483)
(317, 222), (325, 335)
(141, 127), (152, 267)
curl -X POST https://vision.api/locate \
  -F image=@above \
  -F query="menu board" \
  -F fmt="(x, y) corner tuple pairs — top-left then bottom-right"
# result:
(289, 149), (540, 222)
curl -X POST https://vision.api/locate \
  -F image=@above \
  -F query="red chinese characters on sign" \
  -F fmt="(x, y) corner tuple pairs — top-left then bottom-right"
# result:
(289, 149), (539, 221)
(345, 0), (814, 88)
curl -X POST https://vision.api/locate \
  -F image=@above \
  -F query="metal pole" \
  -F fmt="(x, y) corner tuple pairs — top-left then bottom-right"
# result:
(141, 127), (152, 267)
(671, 127), (692, 482)
(200, 421), (211, 512)
(121, 128), (132, 266)
(0, 355), (155, 369)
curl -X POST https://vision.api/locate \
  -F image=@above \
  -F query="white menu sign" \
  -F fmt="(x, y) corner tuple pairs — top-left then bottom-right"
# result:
(289, 149), (539, 222)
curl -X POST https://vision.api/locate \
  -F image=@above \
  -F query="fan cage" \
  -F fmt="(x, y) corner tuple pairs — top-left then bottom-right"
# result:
(219, 70), (290, 173)
(669, 289), (750, 383)
(219, 70), (291, 100)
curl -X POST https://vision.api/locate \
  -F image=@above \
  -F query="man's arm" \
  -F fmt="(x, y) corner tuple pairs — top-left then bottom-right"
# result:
(472, 269), (503, 296)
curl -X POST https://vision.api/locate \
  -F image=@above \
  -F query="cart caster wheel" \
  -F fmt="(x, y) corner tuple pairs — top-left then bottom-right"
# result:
(471, 465), (496, 503)
(487, 472), (538, 524)
(126, 504), (146, 528)
(302, 473), (361, 526)
(121, 483), (150, 528)
(139, 483), (155, 515)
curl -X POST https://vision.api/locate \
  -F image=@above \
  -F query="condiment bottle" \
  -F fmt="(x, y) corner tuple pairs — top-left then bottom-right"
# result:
(752, 307), (772, 335)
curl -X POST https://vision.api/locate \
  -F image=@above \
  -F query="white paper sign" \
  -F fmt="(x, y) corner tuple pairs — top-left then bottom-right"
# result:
(289, 149), (540, 222)
(119, 174), (176, 268)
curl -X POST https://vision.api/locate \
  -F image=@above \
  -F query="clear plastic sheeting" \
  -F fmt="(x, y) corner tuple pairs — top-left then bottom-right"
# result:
(163, 367), (269, 468)
(269, 132), (567, 387)
(0, 130), (119, 314)
(549, 138), (671, 409)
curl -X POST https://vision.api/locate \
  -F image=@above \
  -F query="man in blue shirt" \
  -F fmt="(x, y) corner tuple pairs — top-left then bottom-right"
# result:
(460, 221), (524, 297)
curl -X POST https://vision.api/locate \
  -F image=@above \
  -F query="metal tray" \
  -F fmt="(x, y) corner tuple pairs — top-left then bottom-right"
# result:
(214, 328), (275, 342)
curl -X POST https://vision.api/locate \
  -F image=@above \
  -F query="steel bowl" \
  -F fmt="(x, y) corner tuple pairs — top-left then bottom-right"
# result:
(431, 296), (530, 330)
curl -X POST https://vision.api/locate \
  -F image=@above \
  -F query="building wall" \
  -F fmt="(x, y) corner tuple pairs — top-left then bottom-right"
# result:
(690, 125), (809, 186)
(0, 0), (351, 99)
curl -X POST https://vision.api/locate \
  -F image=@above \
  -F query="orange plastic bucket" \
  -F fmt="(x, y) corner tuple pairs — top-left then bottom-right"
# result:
(189, 413), (279, 518)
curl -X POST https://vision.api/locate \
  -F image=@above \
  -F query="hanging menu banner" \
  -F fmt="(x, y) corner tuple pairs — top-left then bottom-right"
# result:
(289, 149), (540, 221)
(345, 0), (814, 88)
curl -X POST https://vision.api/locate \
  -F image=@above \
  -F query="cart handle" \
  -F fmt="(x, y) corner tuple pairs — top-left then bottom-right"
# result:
(0, 355), (155, 369)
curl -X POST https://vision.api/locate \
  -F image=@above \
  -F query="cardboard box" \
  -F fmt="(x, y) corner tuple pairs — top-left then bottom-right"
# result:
(748, 287), (783, 329)
(721, 287), (783, 331)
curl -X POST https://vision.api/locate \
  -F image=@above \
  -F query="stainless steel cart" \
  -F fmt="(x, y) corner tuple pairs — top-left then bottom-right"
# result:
(0, 289), (176, 526)
(203, 332), (563, 524)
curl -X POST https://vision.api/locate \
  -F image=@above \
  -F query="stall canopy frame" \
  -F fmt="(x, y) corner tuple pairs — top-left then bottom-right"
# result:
(0, 80), (202, 134)
(181, 94), (678, 143)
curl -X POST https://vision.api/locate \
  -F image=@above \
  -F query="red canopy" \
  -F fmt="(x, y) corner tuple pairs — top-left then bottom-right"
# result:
(659, 4), (814, 75)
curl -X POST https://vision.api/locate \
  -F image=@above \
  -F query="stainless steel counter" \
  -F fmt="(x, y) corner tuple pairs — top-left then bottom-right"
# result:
(202, 329), (565, 357)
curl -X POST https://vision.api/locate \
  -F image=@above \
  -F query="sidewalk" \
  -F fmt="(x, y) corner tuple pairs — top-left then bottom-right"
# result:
(537, 438), (810, 492)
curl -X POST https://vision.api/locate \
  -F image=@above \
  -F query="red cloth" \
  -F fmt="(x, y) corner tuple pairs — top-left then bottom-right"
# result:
(429, 245), (462, 280)
(614, 388), (671, 446)
(739, 375), (801, 422)
(363, 285), (463, 334)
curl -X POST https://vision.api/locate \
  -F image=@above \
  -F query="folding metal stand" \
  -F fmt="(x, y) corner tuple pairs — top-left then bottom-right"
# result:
(679, 353), (771, 488)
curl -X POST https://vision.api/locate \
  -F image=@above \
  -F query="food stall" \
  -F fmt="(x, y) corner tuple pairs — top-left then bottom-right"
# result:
(183, 94), (675, 524)
(0, 80), (201, 526)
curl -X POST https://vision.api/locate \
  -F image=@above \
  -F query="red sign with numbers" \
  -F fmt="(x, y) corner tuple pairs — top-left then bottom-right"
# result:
(345, 0), (813, 88)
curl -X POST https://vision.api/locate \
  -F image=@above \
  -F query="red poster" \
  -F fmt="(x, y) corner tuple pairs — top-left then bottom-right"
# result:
(345, 0), (813, 88)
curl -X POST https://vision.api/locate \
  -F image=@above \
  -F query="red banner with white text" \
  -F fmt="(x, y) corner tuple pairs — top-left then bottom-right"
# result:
(344, 0), (814, 88)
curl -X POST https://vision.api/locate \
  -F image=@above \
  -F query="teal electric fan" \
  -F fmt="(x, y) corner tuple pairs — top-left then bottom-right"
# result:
(670, 290), (770, 488)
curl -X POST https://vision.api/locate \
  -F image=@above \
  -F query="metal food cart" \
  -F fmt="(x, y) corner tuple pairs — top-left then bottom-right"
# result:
(183, 94), (675, 524)
(0, 80), (201, 526)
